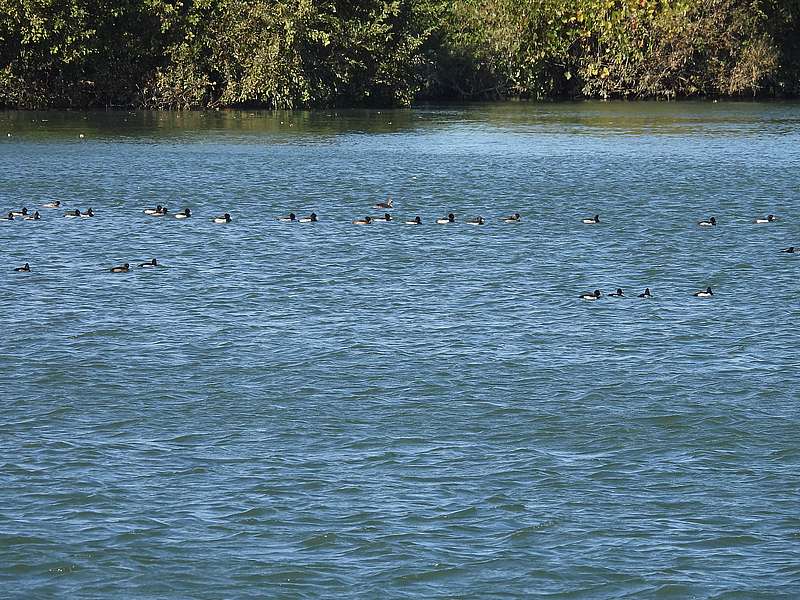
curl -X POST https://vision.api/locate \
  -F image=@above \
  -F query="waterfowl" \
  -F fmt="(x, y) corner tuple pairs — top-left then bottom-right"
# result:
(503, 213), (521, 223)
(110, 263), (130, 273)
(151, 206), (168, 216)
(353, 216), (373, 225)
(698, 217), (716, 227)
(80, 208), (94, 218)
(24, 211), (40, 221)
(13, 262), (30, 272)
(299, 212), (317, 223)
(436, 213), (455, 224)
(42, 200), (60, 208)
(693, 286), (714, 298)
(754, 214), (777, 223)
(608, 288), (624, 297)
(374, 197), (393, 209)
(138, 258), (159, 268)
(212, 213), (232, 224)
(373, 213), (393, 222)
(582, 214), (600, 224)
(638, 288), (652, 298)
(780, 246), (796, 253)
(405, 216), (422, 225)
(143, 205), (163, 215)
(466, 216), (485, 225)
(10, 207), (28, 217)
(278, 212), (296, 222)
(580, 290), (602, 301)
(64, 209), (81, 218)
(174, 208), (191, 219)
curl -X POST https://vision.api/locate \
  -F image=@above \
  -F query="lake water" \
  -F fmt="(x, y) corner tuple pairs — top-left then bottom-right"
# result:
(1, 102), (799, 598)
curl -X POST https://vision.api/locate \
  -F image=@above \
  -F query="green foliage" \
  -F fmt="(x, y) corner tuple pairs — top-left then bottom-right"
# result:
(0, 0), (799, 108)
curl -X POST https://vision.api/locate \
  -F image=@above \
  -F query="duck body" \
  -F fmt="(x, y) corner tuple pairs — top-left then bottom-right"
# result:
(405, 216), (422, 225)
(693, 287), (714, 298)
(580, 290), (602, 301)
(698, 217), (717, 227)
(373, 197), (393, 209)
(608, 288), (624, 297)
(278, 213), (296, 222)
(14, 262), (31, 272)
(503, 213), (521, 223)
(42, 201), (61, 208)
(638, 288), (652, 298)
(24, 211), (40, 221)
(110, 263), (130, 273)
(10, 208), (28, 217)
(139, 258), (159, 268)
(299, 212), (317, 223)
(212, 213), (232, 224)
(353, 216), (373, 225)
(436, 213), (455, 224)
(373, 213), (393, 222)
(780, 246), (796, 253)
(80, 208), (94, 218)
(467, 216), (485, 225)
(64, 209), (81, 218)
(754, 214), (777, 223)
(143, 205), (164, 215)
(582, 214), (600, 224)
(174, 208), (191, 219)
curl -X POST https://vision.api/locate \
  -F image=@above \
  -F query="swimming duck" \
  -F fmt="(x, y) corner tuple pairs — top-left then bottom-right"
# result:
(80, 208), (94, 218)
(143, 205), (163, 215)
(174, 208), (191, 219)
(780, 246), (796, 253)
(503, 213), (521, 223)
(138, 258), (159, 268)
(24, 211), (40, 221)
(10, 207), (28, 217)
(466, 216), (485, 225)
(212, 213), (232, 224)
(754, 214), (777, 223)
(299, 212), (317, 223)
(608, 288), (624, 297)
(42, 200), (60, 208)
(151, 206), (168, 216)
(698, 217), (716, 227)
(638, 288), (652, 298)
(64, 209), (81, 218)
(353, 216), (373, 225)
(278, 212), (296, 222)
(693, 286), (714, 298)
(372, 213), (392, 223)
(582, 214), (600, 224)
(374, 197), (393, 209)
(13, 262), (30, 272)
(436, 213), (455, 224)
(580, 290), (602, 301)
(110, 263), (130, 273)
(405, 216), (422, 225)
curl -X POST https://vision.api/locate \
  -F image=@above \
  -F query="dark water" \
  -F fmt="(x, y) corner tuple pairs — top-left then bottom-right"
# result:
(1, 103), (799, 598)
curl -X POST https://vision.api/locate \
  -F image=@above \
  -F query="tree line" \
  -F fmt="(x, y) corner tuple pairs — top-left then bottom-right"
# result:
(1, 0), (799, 109)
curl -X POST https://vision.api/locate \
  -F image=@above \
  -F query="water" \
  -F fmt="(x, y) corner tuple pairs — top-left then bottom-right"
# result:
(1, 102), (799, 598)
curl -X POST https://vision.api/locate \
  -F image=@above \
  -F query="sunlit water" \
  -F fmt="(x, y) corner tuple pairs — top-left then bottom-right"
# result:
(1, 102), (799, 598)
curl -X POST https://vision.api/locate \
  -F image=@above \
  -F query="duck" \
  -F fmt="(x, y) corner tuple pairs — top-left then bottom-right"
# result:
(436, 213), (455, 224)
(24, 211), (40, 221)
(405, 216), (422, 225)
(14, 262), (31, 272)
(212, 213), (232, 224)
(582, 214), (600, 224)
(299, 212), (317, 223)
(42, 200), (61, 208)
(174, 208), (191, 219)
(374, 196), (393, 209)
(780, 246), (796, 253)
(150, 206), (168, 216)
(608, 288), (624, 297)
(373, 213), (393, 223)
(693, 286), (714, 298)
(754, 214), (777, 224)
(64, 209), (81, 218)
(10, 207), (28, 217)
(110, 263), (130, 273)
(698, 217), (717, 227)
(353, 216), (373, 225)
(580, 290), (602, 301)
(466, 216), (485, 225)
(638, 288), (652, 298)
(503, 212), (521, 223)
(278, 212), (296, 222)
(138, 258), (159, 268)
(143, 205), (164, 215)
(80, 208), (94, 218)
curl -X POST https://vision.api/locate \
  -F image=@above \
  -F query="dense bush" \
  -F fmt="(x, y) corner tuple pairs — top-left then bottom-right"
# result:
(1, 0), (798, 108)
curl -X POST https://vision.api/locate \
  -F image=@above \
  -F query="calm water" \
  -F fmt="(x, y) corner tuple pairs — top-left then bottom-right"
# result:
(1, 103), (799, 598)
